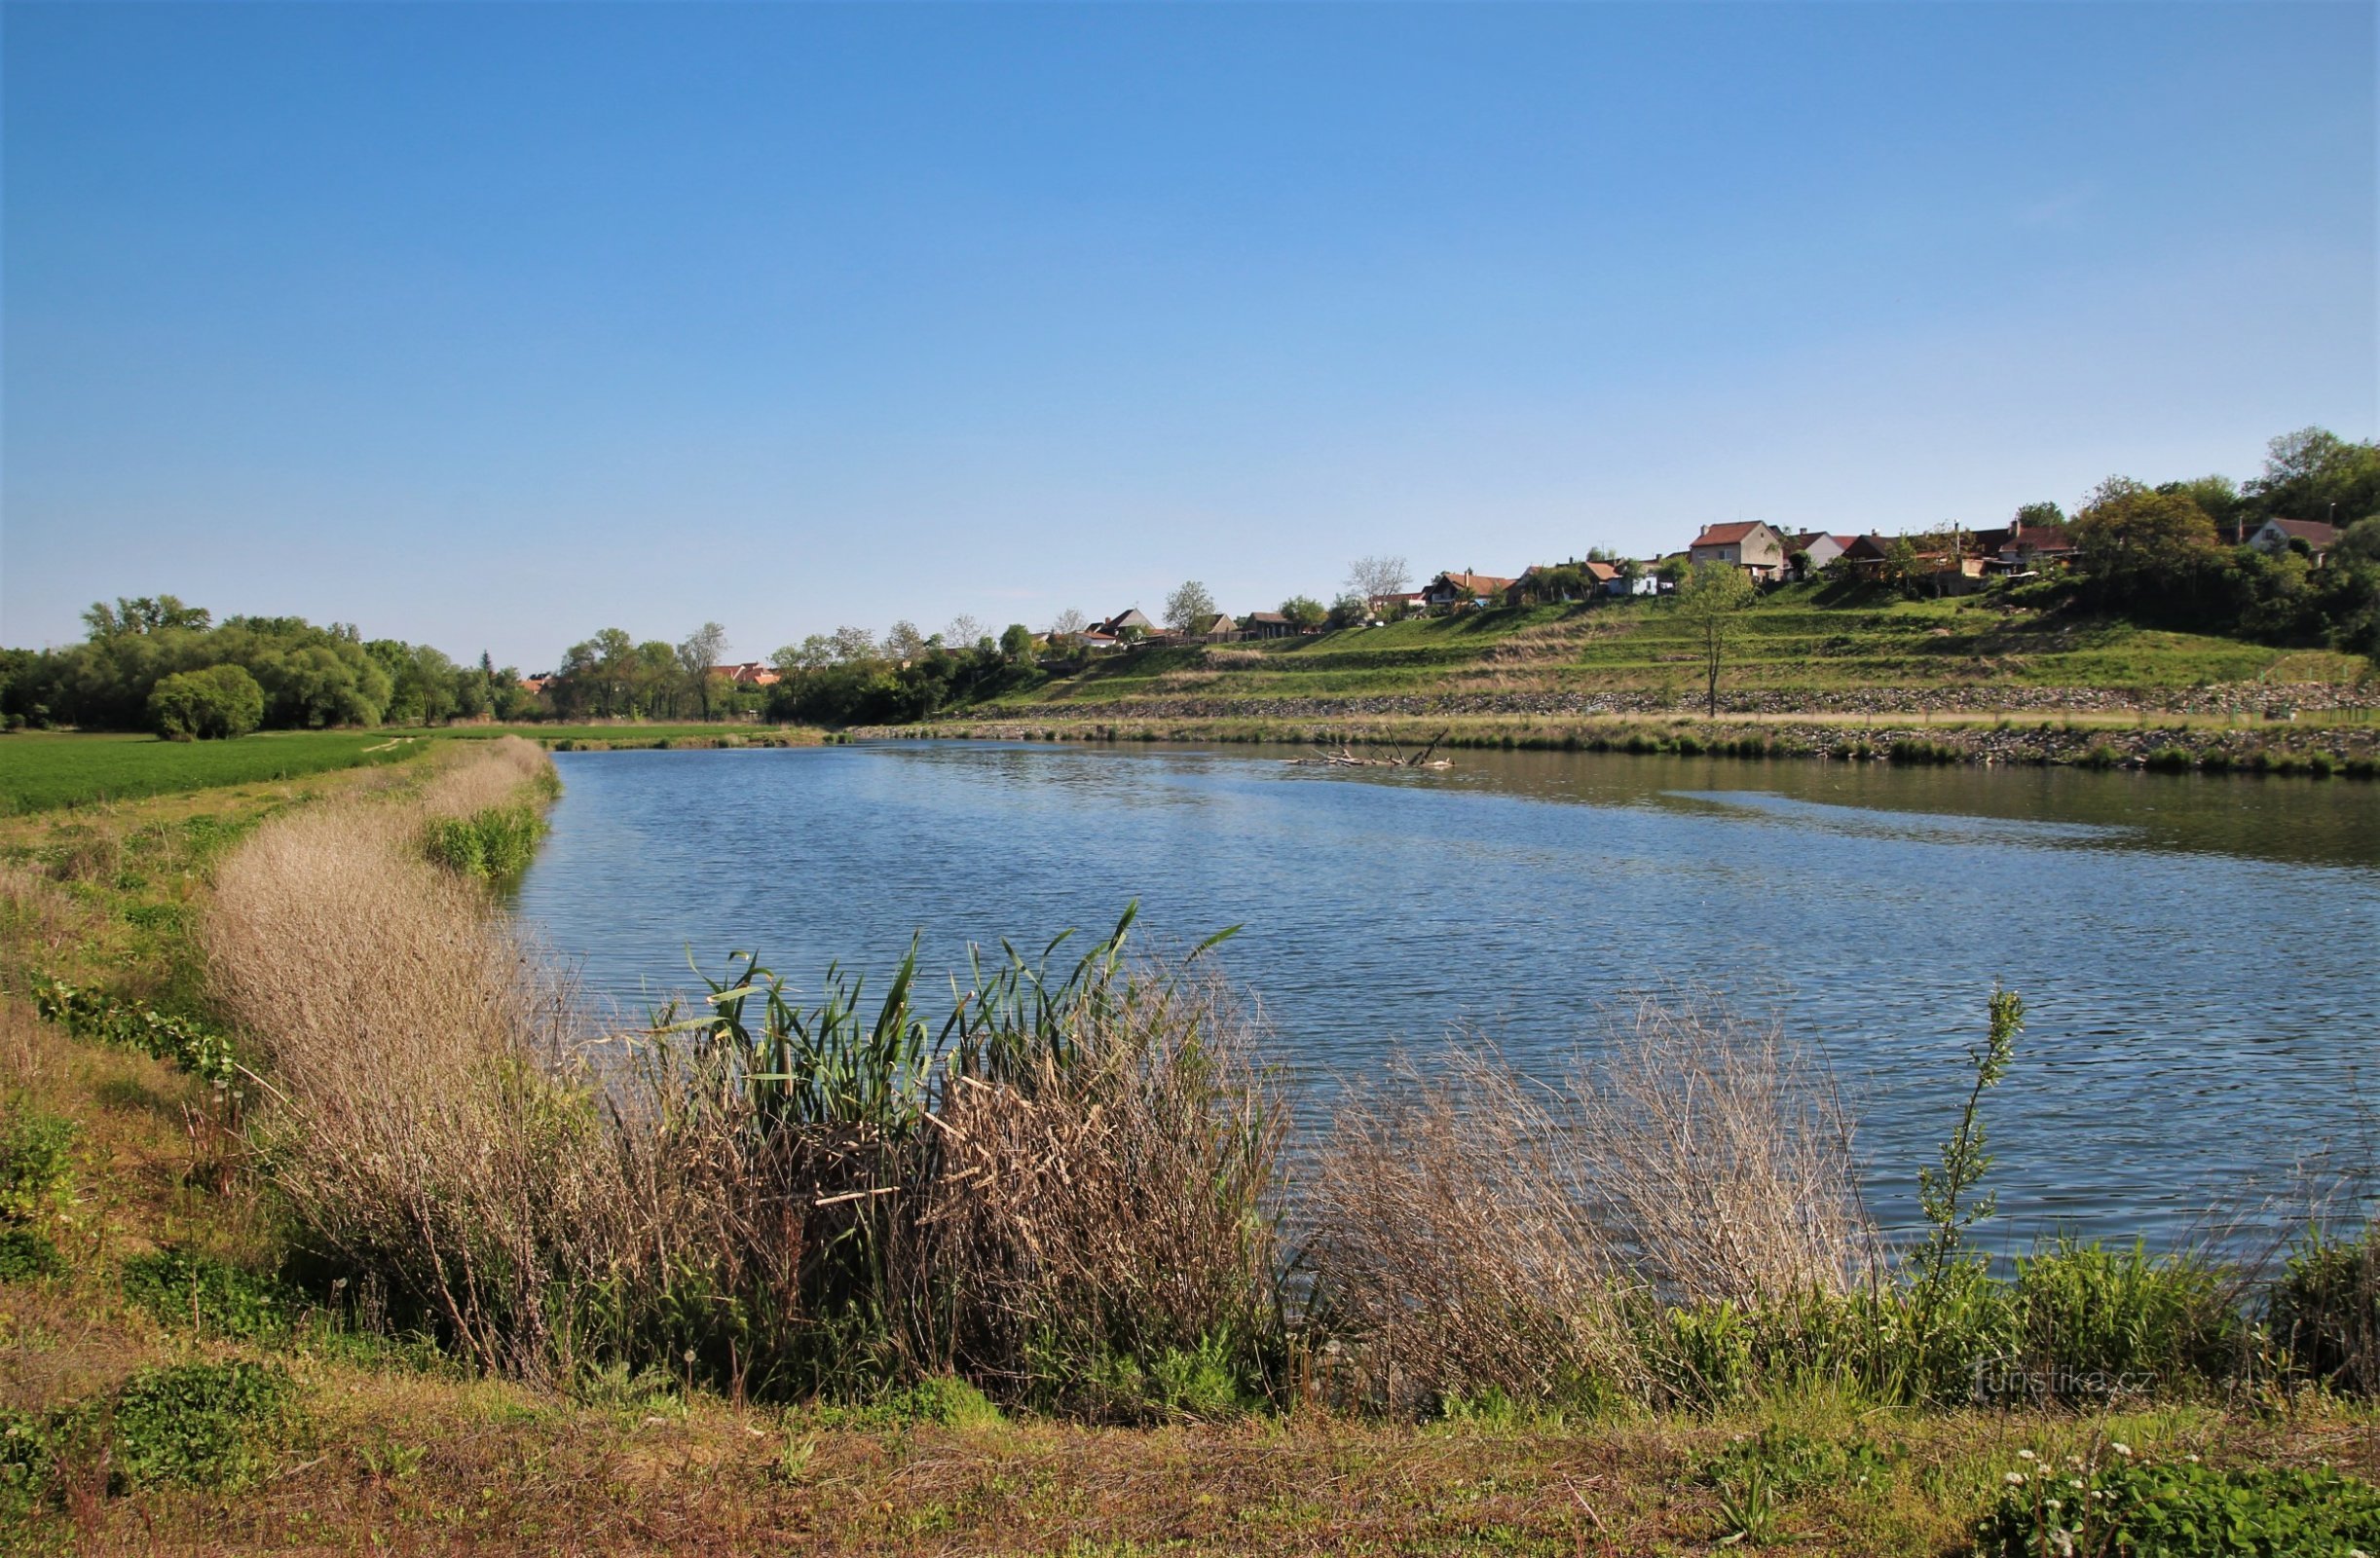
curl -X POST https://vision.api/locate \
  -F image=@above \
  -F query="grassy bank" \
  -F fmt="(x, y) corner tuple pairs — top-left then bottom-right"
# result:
(1, 743), (2374, 1552)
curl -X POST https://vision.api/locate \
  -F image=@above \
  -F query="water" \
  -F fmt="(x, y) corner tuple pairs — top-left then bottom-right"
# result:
(515, 740), (2380, 1250)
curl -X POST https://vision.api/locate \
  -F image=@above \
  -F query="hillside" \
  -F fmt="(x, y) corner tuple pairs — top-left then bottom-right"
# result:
(963, 586), (2376, 724)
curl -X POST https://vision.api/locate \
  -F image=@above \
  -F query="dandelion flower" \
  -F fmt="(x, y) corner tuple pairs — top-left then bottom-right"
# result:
(2005, 1471), (2027, 1485)
(2110, 1442), (2132, 1457)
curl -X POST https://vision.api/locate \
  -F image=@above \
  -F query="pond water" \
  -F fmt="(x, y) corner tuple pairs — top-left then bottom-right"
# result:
(515, 740), (2380, 1251)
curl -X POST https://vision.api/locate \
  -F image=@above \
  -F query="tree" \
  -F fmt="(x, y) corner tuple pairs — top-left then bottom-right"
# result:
(1326, 592), (1370, 629)
(1280, 595), (1327, 631)
(2337, 516), (2380, 566)
(676, 622), (728, 721)
(2070, 478), (2221, 603)
(1655, 556), (1689, 588)
(2013, 501), (2064, 529)
(82, 595), (212, 639)
(1163, 580), (1217, 633)
(148, 664), (265, 741)
(2249, 427), (2380, 526)
(1000, 622), (1036, 662)
(1345, 556), (1410, 612)
(1674, 562), (1757, 717)
(944, 614), (986, 652)
(1880, 536), (1925, 597)
(884, 621), (927, 661)
(829, 626), (877, 664)
(1049, 609), (1088, 639)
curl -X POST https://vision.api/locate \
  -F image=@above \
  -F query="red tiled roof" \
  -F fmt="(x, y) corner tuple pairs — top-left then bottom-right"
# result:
(2267, 518), (2340, 545)
(1692, 522), (1770, 547)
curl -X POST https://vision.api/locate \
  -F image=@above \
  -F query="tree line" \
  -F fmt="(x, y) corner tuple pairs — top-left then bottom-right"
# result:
(0, 600), (545, 739)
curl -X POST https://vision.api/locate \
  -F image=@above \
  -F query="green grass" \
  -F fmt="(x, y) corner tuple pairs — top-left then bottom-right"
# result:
(0, 723), (816, 814)
(0, 729), (434, 814)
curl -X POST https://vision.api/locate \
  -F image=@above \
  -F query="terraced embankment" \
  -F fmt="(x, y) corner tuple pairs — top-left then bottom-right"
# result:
(885, 590), (2380, 773)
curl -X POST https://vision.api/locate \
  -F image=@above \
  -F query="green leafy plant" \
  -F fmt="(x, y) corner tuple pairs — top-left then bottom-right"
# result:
(0, 1098), (77, 1226)
(121, 1247), (296, 1339)
(1974, 1447), (2380, 1557)
(29, 977), (240, 1088)
(102, 1360), (292, 1491)
(423, 803), (547, 879)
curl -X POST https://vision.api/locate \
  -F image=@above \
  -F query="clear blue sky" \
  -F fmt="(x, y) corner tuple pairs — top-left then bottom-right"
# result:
(5, 2), (2373, 668)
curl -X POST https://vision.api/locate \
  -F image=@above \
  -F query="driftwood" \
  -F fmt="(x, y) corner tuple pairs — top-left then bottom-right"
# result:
(1287, 729), (1453, 769)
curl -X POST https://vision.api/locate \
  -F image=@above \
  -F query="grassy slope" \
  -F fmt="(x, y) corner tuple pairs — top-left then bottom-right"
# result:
(970, 588), (2374, 718)
(1, 761), (2371, 1554)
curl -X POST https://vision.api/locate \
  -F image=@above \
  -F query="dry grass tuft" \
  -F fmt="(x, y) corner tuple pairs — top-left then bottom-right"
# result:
(1311, 1045), (1644, 1413)
(1311, 997), (1874, 1410)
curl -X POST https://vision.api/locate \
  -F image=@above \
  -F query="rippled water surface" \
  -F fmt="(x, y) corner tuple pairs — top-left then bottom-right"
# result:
(516, 740), (2380, 1247)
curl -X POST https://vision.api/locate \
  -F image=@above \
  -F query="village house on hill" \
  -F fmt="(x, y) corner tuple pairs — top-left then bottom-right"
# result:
(1789, 532), (1853, 575)
(711, 661), (780, 686)
(1423, 570), (1517, 610)
(2249, 517), (2341, 562)
(1689, 522), (1789, 580)
(1243, 611), (1302, 639)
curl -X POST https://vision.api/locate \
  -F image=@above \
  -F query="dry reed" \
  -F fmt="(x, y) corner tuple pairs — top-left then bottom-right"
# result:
(1310, 997), (1874, 1411)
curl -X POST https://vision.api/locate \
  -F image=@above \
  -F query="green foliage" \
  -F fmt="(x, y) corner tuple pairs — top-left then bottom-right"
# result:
(30, 977), (240, 1086)
(813, 1375), (1004, 1431)
(1278, 595), (1327, 631)
(121, 1248), (296, 1339)
(146, 663), (266, 741)
(0, 1099), (77, 1225)
(2270, 1223), (2378, 1393)
(1974, 1449), (2380, 1558)
(424, 803), (548, 879)
(103, 1361), (291, 1492)
(1908, 988), (2023, 1378)
(0, 1229), (62, 1280)
(1674, 562), (1759, 716)
(1700, 1427), (1893, 1545)
(2000, 1240), (2243, 1400)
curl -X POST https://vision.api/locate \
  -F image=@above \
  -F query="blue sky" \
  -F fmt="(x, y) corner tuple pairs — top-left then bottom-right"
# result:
(4, 2), (2373, 668)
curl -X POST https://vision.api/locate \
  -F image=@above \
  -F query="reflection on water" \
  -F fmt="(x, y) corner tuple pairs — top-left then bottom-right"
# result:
(516, 740), (2380, 1250)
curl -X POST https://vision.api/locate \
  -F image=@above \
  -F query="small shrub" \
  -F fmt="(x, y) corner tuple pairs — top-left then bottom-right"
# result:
(121, 1247), (295, 1339)
(104, 1360), (291, 1491)
(2307, 751), (2335, 778)
(2143, 746), (2194, 773)
(2078, 742), (2120, 769)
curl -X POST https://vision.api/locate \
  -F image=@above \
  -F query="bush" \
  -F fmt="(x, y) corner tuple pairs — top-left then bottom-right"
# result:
(30, 977), (240, 1086)
(146, 664), (266, 742)
(1999, 1239), (2243, 1399)
(2143, 746), (2194, 773)
(0, 1228), (61, 1280)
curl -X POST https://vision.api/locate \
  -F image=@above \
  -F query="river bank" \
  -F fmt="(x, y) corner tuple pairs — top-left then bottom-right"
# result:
(858, 705), (2380, 777)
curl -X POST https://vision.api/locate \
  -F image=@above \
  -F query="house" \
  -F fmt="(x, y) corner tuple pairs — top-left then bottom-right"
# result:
(1422, 571), (1517, 611)
(1688, 522), (1789, 580)
(1074, 631), (1124, 652)
(1840, 535), (1897, 580)
(711, 662), (780, 686)
(1244, 611), (1302, 639)
(1990, 518), (2078, 574)
(1095, 609), (1154, 640)
(1191, 612), (1241, 642)
(519, 676), (553, 695)
(2249, 517), (2340, 561)
(1606, 566), (1661, 597)
(1788, 533), (1852, 575)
